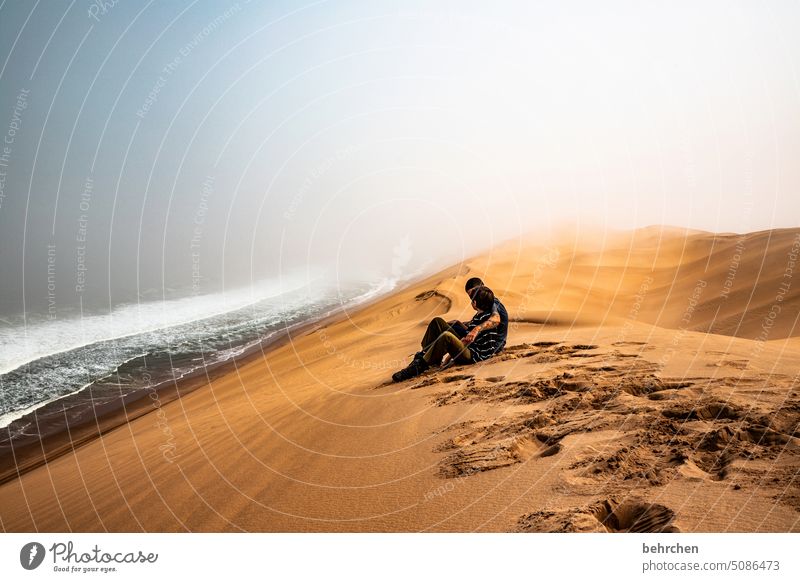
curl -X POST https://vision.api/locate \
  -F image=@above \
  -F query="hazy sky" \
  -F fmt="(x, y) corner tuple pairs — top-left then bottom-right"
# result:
(0, 0), (798, 316)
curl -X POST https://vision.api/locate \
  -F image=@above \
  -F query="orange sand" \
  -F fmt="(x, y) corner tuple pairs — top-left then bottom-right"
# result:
(1, 227), (799, 532)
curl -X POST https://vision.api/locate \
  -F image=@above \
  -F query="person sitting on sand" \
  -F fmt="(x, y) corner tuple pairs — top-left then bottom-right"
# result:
(392, 285), (506, 382)
(451, 277), (508, 353)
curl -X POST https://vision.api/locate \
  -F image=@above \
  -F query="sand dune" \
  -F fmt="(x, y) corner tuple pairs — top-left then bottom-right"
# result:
(1, 227), (798, 532)
(476, 226), (800, 339)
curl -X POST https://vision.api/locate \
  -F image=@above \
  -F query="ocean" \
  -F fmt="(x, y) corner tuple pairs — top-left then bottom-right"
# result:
(0, 274), (398, 444)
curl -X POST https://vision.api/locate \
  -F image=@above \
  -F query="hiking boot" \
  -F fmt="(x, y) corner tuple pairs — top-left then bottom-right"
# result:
(392, 357), (429, 382)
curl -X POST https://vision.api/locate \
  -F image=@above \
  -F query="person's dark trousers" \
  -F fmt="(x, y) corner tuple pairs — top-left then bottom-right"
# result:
(447, 320), (468, 338)
(420, 317), (472, 365)
(422, 331), (472, 366)
(421, 317), (456, 351)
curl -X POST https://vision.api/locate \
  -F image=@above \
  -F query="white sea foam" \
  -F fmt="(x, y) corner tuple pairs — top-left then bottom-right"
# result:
(0, 273), (406, 429)
(0, 271), (317, 375)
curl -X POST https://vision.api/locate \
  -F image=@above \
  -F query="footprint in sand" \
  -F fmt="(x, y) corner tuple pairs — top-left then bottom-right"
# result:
(707, 359), (750, 370)
(426, 340), (800, 505)
(517, 498), (680, 533)
(661, 401), (742, 422)
(437, 434), (542, 478)
(441, 374), (474, 383)
(590, 499), (680, 533)
(436, 419), (562, 478)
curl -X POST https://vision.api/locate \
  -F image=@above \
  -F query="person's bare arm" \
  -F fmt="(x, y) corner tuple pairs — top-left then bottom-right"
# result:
(462, 312), (500, 344)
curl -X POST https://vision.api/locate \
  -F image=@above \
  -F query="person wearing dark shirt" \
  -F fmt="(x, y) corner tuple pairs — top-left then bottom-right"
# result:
(392, 284), (506, 382)
(461, 277), (508, 353)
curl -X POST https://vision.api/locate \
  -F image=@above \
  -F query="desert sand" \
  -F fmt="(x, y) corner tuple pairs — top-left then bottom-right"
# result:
(1, 226), (799, 532)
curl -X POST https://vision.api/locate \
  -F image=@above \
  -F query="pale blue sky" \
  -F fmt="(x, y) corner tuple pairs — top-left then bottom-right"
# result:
(0, 0), (798, 315)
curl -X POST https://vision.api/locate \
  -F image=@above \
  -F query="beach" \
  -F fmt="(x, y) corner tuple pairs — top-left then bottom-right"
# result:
(1, 226), (799, 532)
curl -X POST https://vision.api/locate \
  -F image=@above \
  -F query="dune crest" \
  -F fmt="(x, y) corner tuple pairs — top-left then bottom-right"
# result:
(468, 227), (800, 340)
(1, 227), (798, 532)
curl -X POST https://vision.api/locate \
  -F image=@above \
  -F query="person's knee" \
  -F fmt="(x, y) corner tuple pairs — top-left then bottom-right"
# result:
(441, 331), (463, 349)
(428, 317), (447, 329)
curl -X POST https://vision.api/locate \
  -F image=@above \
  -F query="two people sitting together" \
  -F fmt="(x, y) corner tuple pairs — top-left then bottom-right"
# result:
(392, 277), (509, 382)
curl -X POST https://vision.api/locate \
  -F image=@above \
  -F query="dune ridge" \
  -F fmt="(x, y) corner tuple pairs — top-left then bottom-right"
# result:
(0, 227), (798, 532)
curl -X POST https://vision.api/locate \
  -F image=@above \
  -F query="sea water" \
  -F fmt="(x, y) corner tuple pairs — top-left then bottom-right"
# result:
(0, 274), (398, 438)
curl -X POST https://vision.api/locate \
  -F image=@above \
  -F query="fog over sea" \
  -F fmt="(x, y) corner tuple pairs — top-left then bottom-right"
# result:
(0, 270), (403, 437)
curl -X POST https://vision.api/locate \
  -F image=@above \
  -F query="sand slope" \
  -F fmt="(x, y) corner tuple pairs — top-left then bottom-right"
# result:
(1, 227), (798, 532)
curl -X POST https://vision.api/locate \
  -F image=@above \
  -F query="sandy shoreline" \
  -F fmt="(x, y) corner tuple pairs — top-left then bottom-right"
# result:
(0, 285), (409, 487)
(1, 228), (798, 532)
